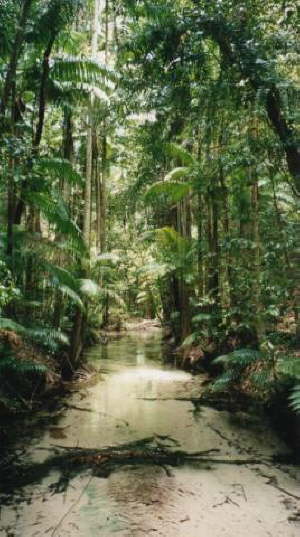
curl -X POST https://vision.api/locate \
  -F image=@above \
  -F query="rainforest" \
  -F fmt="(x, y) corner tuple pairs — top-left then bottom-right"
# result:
(0, 1), (299, 536)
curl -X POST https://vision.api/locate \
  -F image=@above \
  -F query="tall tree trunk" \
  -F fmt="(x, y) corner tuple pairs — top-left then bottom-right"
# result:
(0, 0), (33, 118)
(207, 190), (220, 316)
(71, 0), (101, 366)
(100, 134), (108, 251)
(33, 35), (56, 149)
(83, 0), (101, 246)
(251, 180), (265, 342)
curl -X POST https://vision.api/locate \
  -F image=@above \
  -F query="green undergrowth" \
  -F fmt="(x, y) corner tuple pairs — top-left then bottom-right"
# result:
(209, 344), (300, 417)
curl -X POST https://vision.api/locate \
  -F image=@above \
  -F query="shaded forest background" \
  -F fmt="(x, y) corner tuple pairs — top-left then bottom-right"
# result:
(0, 0), (299, 414)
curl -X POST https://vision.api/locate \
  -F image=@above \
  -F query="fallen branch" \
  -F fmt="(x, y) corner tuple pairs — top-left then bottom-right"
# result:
(0, 436), (275, 498)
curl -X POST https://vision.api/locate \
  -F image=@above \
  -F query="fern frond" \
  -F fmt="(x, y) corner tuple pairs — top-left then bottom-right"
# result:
(25, 327), (69, 350)
(45, 263), (79, 292)
(45, 264), (84, 310)
(0, 317), (25, 334)
(211, 370), (239, 392)
(0, 356), (48, 377)
(213, 348), (262, 368)
(249, 370), (272, 389)
(289, 384), (300, 414)
(278, 357), (300, 379)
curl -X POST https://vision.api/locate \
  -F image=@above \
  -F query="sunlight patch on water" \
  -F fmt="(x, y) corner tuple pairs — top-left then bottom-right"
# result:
(113, 367), (191, 383)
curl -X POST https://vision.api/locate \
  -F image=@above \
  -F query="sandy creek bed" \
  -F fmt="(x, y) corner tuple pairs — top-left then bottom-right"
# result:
(0, 330), (299, 536)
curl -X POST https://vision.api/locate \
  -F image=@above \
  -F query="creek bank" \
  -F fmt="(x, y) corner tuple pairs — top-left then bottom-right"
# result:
(162, 328), (300, 456)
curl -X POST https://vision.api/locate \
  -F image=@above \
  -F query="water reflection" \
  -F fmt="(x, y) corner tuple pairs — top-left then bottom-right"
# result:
(0, 329), (299, 537)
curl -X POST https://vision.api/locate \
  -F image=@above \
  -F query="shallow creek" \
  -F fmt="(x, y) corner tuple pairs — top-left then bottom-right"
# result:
(0, 329), (299, 537)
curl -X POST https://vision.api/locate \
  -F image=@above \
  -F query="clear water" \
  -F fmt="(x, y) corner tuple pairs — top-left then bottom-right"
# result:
(0, 330), (299, 537)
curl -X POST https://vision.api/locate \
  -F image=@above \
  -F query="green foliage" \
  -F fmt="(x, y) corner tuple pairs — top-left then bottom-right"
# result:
(0, 344), (49, 407)
(145, 180), (191, 204)
(211, 348), (266, 393)
(37, 158), (84, 186)
(0, 261), (20, 311)
(289, 385), (300, 415)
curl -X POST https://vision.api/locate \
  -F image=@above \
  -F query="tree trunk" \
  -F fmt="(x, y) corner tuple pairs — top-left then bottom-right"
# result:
(0, 0), (33, 118)
(34, 36), (56, 148)
(251, 180), (265, 342)
(83, 0), (101, 247)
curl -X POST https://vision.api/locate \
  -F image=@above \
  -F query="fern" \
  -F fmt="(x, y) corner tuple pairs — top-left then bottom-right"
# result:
(277, 357), (300, 379)
(211, 370), (239, 392)
(289, 385), (300, 414)
(0, 316), (69, 352)
(211, 349), (262, 392)
(45, 263), (84, 310)
(25, 327), (69, 351)
(249, 369), (273, 390)
(213, 348), (262, 368)
(0, 355), (48, 377)
(0, 317), (26, 334)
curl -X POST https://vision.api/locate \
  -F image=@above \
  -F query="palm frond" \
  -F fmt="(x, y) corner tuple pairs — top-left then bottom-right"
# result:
(26, 192), (83, 246)
(164, 167), (191, 182)
(37, 158), (84, 186)
(51, 57), (119, 86)
(79, 279), (100, 297)
(165, 143), (195, 166)
(145, 180), (191, 203)
(45, 264), (84, 310)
